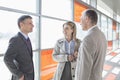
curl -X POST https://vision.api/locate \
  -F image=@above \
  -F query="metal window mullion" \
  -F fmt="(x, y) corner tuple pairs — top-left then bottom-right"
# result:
(0, 6), (40, 17)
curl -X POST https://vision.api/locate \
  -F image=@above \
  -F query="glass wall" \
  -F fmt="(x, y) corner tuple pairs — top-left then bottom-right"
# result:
(112, 21), (117, 50)
(101, 15), (108, 39)
(81, 0), (90, 4)
(97, 12), (101, 29)
(74, 1), (88, 40)
(0, 0), (120, 80)
(41, 0), (73, 79)
(0, 0), (39, 80)
(0, 11), (38, 54)
(90, 0), (97, 8)
(119, 23), (120, 48)
(0, 0), (36, 12)
(42, 0), (73, 20)
(107, 18), (113, 50)
(41, 17), (65, 49)
(97, 0), (113, 18)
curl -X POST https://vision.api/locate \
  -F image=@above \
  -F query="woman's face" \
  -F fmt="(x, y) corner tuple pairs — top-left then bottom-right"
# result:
(63, 24), (73, 38)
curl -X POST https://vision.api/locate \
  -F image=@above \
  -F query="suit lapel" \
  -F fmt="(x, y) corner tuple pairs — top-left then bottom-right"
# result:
(59, 39), (66, 54)
(18, 32), (32, 56)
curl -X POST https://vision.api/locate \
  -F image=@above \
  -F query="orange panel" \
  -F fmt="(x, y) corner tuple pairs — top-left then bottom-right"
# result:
(107, 41), (113, 50)
(112, 21), (116, 31)
(74, 1), (88, 22)
(40, 49), (57, 80)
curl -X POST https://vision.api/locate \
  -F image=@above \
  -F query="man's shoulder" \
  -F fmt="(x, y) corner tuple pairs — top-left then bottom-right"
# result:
(9, 33), (21, 42)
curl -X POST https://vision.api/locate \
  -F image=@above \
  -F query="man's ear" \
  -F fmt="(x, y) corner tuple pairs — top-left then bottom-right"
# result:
(85, 16), (89, 23)
(20, 22), (24, 27)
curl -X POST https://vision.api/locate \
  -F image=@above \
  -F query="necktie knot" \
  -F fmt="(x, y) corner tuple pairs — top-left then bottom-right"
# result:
(27, 37), (30, 41)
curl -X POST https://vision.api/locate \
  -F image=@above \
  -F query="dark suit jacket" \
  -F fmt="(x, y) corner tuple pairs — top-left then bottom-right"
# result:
(4, 32), (34, 80)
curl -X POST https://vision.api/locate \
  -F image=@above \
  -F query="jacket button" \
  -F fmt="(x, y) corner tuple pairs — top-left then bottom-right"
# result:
(72, 68), (74, 70)
(73, 75), (75, 77)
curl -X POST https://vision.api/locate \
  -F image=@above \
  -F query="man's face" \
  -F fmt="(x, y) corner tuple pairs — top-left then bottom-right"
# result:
(80, 11), (88, 31)
(20, 18), (34, 34)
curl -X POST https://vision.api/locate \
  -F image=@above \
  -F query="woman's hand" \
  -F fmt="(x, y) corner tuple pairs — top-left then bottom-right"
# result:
(73, 51), (78, 58)
(67, 55), (74, 62)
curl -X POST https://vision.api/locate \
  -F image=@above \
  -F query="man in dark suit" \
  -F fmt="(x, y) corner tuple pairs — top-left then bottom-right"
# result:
(4, 15), (34, 80)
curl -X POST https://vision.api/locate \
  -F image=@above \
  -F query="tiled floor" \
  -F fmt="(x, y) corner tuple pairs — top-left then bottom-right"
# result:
(103, 49), (120, 80)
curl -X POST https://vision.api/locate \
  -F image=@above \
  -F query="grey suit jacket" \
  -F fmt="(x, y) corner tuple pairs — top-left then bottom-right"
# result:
(4, 32), (34, 80)
(75, 26), (107, 80)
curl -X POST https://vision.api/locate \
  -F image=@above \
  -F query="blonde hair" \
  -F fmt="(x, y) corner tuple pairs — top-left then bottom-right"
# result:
(63, 21), (77, 40)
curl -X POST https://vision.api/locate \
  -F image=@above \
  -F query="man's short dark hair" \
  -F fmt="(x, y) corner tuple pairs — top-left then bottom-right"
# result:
(85, 9), (98, 24)
(18, 15), (32, 28)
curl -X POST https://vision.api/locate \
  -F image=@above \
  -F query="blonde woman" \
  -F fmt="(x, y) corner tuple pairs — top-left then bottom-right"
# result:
(52, 21), (81, 80)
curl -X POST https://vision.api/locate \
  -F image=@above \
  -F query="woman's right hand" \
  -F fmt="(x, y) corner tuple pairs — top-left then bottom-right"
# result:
(73, 51), (78, 58)
(67, 55), (74, 61)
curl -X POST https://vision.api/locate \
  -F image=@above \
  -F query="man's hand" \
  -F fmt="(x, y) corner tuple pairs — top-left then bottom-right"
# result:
(19, 75), (24, 80)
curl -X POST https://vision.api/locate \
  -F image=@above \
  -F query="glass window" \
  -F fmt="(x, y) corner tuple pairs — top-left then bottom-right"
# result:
(0, 10), (39, 80)
(116, 23), (119, 40)
(0, 11), (19, 54)
(97, 12), (101, 28)
(0, 56), (11, 80)
(42, 0), (72, 20)
(117, 15), (120, 23)
(0, 10), (38, 54)
(119, 23), (120, 48)
(113, 31), (117, 40)
(108, 18), (112, 40)
(75, 22), (87, 40)
(81, 0), (90, 4)
(41, 17), (65, 49)
(119, 24), (120, 39)
(0, 0), (36, 12)
(90, 0), (97, 8)
(113, 40), (118, 50)
(97, 0), (113, 18)
(101, 15), (108, 39)
(82, 0), (86, 2)
(113, 21), (117, 40)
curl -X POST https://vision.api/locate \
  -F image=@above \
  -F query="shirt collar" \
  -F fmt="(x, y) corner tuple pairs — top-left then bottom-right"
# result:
(65, 39), (75, 43)
(20, 31), (28, 39)
(88, 25), (97, 32)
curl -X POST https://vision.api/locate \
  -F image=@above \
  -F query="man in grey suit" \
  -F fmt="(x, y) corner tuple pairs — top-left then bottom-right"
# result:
(75, 9), (107, 80)
(4, 15), (34, 80)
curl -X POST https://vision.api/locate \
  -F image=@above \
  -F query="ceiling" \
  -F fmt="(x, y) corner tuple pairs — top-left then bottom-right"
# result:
(99, 0), (120, 16)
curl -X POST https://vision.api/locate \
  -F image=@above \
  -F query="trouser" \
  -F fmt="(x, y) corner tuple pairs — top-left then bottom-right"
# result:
(61, 62), (72, 80)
